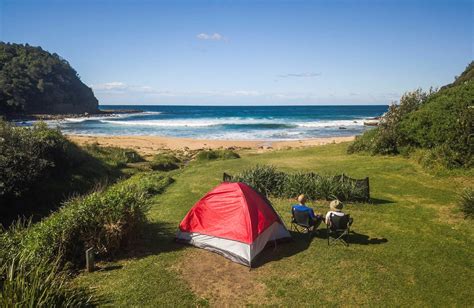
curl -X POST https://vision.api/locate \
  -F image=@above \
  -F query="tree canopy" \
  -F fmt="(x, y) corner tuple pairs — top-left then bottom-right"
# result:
(0, 42), (98, 114)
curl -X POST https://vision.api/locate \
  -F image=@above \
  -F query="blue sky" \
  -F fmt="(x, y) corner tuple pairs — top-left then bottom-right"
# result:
(0, 0), (472, 105)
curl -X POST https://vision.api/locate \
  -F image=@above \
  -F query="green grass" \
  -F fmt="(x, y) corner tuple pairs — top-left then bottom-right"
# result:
(74, 143), (474, 306)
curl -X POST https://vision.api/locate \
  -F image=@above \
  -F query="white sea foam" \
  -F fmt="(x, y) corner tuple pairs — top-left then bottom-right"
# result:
(63, 111), (162, 123)
(98, 117), (367, 128)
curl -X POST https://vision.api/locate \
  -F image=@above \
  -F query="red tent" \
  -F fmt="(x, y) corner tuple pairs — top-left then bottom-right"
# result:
(176, 182), (291, 266)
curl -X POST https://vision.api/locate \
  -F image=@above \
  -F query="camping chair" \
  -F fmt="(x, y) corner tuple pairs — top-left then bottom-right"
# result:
(291, 208), (319, 239)
(327, 214), (352, 246)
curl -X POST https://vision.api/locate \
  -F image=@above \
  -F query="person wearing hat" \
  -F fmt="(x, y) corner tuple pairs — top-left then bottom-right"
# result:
(325, 199), (351, 225)
(292, 194), (323, 227)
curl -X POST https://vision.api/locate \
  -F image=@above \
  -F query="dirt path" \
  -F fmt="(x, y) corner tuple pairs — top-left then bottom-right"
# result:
(173, 249), (274, 306)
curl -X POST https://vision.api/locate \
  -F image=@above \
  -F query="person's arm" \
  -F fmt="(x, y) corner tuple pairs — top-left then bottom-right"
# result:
(325, 212), (331, 225)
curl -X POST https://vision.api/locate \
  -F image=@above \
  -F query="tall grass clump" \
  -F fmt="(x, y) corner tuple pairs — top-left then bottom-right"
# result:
(150, 153), (181, 171)
(0, 252), (93, 307)
(233, 165), (286, 197)
(196, 149), (240, 161)
(84, 143), (144, 168)
(232, 165), (367, 202)
(458, 188), (474, 218)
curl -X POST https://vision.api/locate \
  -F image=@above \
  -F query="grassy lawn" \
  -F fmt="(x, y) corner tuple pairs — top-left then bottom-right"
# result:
(74, 143), (474, 306)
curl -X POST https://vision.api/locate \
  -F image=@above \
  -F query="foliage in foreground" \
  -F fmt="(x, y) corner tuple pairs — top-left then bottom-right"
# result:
(0, 172), (174, 306)
(348, 62), (473, 169)
(232, 165), (368, 201)
(196, 149), (240, 161)
(0, 251), (93, 307)
(1, 173), (174, 267)
(459, 188), (474, 219)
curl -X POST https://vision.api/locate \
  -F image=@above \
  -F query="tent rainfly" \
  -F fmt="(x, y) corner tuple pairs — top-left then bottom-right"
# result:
(176, 182), (291, 267)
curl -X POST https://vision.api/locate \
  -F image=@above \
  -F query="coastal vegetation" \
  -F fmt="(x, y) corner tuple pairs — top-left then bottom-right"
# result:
(348, 62), (473, 169)
(196, 149), (240, 161)
(0, 172), (173, 306)
(150, 153), (181, 171)
(0, 43), (98, 115)
(0, 119), (144, 225)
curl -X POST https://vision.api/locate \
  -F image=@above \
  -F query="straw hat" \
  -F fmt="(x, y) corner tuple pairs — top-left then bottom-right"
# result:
(329, 200), (343, 212)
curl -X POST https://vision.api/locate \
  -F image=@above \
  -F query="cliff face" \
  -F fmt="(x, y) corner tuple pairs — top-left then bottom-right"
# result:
(0, 43), (99, 115)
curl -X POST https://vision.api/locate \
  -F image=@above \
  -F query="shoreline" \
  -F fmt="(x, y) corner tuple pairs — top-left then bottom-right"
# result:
(5, 109), (143, 121)
(67, 134), (355, 154)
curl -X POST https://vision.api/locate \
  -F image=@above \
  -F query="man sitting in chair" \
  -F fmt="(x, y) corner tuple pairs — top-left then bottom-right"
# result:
(325, 200), (353, 226)
(292, 194), (323, 230)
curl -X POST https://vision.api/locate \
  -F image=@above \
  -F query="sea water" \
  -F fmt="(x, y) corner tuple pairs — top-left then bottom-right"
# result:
(53, 105), (388, 140)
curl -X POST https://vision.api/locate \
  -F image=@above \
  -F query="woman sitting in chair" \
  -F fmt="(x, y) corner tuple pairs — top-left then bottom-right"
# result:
(292, 194), (323, 228)
(325, 200), (353, 226)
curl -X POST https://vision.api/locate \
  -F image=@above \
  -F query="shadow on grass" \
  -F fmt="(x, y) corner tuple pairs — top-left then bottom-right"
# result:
(120, 221), (186, 260)
(252, 230), (313, 268)
(96, 264), (123, 272)
(314, 229), (388, 245)
(369, 198), (395, 205)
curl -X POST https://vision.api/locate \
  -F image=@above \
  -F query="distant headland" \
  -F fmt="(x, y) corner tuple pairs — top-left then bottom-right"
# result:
(0, 43), (99, 116)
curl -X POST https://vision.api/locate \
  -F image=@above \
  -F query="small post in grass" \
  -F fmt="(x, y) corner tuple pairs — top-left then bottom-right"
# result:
(86, 248), (95, 272)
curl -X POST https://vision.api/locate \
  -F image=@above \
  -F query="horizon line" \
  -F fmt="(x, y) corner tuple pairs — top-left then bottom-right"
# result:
(99, 104), (390, 107)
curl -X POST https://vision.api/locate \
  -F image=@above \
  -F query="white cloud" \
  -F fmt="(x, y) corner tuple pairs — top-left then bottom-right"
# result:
(196, 32), (226, 41)
(277, 72), (321, 78)
(92, 81), (128, 91)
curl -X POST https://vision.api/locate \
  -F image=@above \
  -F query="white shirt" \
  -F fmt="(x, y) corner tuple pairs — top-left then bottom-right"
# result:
(325, 211), (344, 225)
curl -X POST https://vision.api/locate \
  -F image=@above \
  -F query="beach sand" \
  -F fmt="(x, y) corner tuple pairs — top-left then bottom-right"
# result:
(67, 134), (355, 155)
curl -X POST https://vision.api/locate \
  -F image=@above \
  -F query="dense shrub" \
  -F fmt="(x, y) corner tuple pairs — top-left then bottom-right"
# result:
(0, 120), (72, 198)
(8, 173), (173, 267)
(232, 165), (367, 202)
(348, 62), (473, 169)
(196, 149), (240, 161)
(150, 153), (180, 171)
(458, 188), (474, 218)
(0, 120), (135, 225)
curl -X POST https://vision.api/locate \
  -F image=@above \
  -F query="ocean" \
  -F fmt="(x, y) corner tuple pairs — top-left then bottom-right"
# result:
(54, 105), (388, 140)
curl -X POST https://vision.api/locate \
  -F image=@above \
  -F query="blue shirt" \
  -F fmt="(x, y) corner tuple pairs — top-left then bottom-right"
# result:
(292, 205), (316, 219)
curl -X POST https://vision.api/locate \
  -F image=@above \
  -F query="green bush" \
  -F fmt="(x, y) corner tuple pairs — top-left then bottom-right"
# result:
(196, 149), (240, 161)
(0, 119), (136, 226)
(84, 143), (144, 168)
(347, 128), (379, 154)
(14, 172), (173, 267)
(150, 154), (180, 171)
(232, 165), (367, 202)
(458, 188), (474, 218)
(0, 121), (72, 198)
(347, 62), (474, 169)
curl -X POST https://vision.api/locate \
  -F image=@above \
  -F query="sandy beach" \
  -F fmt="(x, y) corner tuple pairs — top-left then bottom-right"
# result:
(68, 134), (355, 155)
